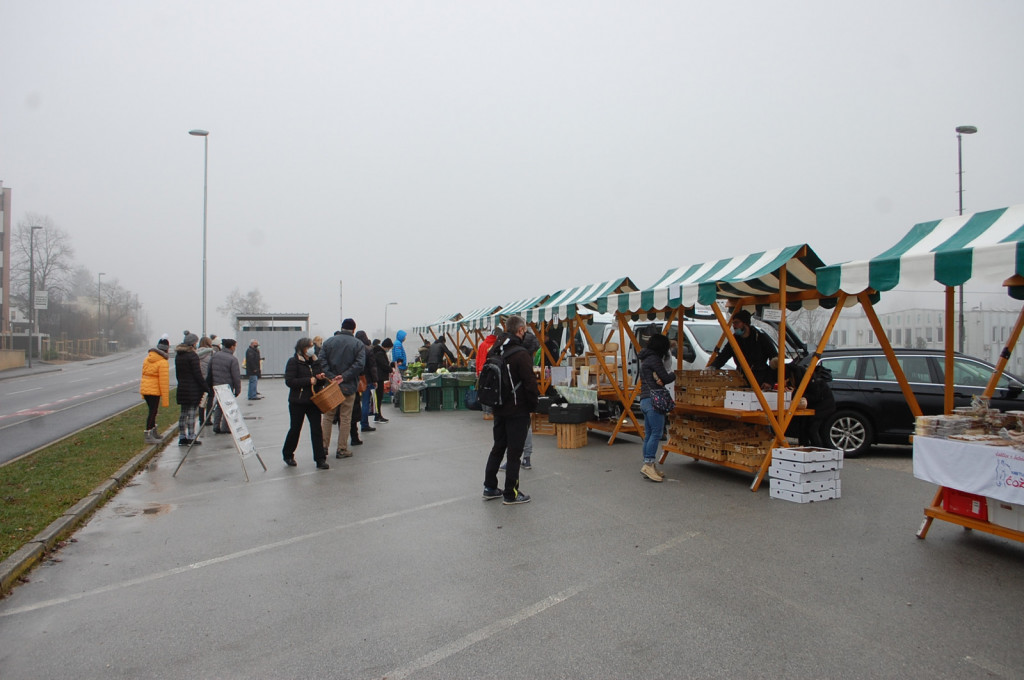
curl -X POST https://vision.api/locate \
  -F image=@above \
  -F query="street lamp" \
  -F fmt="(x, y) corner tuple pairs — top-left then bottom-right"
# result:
(189, 128), (209, 337)
(98, 272), (106, 348)
(27, 225), (43, 368)
(384, 301), (398, 339)
(956, 124), (978, 353)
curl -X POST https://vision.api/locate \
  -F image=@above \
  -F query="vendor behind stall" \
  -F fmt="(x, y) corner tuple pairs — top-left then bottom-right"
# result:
(711, 309), (777, 386)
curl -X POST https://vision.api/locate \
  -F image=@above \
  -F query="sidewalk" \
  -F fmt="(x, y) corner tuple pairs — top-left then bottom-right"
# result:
(1, 377), (1023, 679)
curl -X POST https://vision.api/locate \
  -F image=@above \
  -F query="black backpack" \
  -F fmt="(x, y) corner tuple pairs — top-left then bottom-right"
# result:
(477, 344), (527, 408)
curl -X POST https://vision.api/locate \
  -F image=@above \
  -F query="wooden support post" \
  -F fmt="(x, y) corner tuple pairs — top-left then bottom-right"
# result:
(944, 286), (955, 415)
(858, 292), (924, 418)
(983, 306), (1024, 399)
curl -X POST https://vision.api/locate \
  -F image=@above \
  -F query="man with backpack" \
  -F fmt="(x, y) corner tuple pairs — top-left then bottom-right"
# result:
(481, 315), (539, 505)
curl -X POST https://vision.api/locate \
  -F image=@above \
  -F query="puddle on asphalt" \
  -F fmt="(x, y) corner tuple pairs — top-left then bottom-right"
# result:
(112, 503), (174, 518)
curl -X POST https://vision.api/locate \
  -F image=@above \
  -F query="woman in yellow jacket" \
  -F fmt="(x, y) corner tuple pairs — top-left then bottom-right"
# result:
(141, 335), (171, 443)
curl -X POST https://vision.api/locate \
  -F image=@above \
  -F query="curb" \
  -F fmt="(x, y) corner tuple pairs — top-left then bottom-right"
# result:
(0, 424), (178, 595)
(0, 366), (63, 382)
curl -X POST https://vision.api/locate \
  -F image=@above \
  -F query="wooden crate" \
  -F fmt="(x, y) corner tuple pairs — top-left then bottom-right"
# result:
(532, 413), (555, 435)
(556, 423), (588, 449)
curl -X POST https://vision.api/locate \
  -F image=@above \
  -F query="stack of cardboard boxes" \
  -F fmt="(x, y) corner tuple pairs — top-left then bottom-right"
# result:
(769, 446), (843, 503)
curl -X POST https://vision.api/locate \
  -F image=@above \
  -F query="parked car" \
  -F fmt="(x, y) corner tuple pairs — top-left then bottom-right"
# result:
(817, 348), (1024, 456)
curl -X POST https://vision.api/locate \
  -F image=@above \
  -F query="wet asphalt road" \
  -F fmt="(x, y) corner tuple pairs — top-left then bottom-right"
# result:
(1, 378), (1023, 680)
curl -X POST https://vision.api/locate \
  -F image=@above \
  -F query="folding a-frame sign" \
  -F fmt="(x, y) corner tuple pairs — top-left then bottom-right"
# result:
(596, 245), (863, 489)
(818, 204), (1024, 544)
(522, 278), (640, 443)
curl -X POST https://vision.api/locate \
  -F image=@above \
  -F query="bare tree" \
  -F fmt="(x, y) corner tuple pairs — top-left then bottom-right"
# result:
(786, 307), (833, 348)
(10, 215), (76, 318)
(218, 288), (267, 331)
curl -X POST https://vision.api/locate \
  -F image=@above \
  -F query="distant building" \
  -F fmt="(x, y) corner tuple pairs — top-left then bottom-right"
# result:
(1, 183), (10, 335)
(829, 306), (1024, 377)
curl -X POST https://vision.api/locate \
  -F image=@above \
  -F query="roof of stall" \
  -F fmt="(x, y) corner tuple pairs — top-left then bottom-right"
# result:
(596, 245), (827, 313)
(817, 205), (1024, 296)
(412, 312), (462, 334)
(471, 294), (552, 331)
(439, 305), (501, 333)
(523, 278), (638, 323)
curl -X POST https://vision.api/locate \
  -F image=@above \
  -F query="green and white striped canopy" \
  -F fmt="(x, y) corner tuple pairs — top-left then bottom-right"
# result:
(523, 278), (637, 323)
(596, 246), (825, 313)
(412, 312), (461, 334)
(473, 294), (551, 331)
(817, 205), (1024, 296)
(439, 306), (500, 333)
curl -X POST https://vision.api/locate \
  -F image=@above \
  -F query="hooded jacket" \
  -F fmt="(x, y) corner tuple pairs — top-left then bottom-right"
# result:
(393, 330), (408, 370)
(175, 344), (211, 405)
(476, 333), (497, 375)
(140, 348), (170, 407)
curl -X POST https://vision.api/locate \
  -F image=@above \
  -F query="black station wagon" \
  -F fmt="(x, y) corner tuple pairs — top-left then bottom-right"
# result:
(817, 348), (1024, 456)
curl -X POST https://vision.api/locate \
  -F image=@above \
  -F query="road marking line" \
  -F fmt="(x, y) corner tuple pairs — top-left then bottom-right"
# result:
(0, 496), (464, 618)
(384, 584), (588, 680)
(646, 531), (701, 555)
(8, 387), (43, 395)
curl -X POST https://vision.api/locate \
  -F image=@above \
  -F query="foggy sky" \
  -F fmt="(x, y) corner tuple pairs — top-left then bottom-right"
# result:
(3, 1), (1023, 344)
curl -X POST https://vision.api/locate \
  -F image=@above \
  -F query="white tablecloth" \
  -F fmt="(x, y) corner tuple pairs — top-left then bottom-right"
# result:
(913, 436), (1024, 504)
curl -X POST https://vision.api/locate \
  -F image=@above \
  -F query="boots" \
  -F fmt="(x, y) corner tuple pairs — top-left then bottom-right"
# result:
(144, 428), (161, 444)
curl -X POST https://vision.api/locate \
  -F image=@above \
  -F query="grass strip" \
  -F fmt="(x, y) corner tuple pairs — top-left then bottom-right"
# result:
(0, 394), (180, 563)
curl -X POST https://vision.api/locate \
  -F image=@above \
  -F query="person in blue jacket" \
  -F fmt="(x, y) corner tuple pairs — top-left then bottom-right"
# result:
(393, 329), (408, 371)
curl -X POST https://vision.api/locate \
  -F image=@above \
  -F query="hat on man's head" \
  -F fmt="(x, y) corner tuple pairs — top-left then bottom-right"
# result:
(732, 310), (752, 325)
(184, 332), (199, 346)
(342, 318), (357, 331)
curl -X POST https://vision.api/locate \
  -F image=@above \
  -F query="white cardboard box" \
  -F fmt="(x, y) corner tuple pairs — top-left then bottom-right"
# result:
(770, 487), (839, 503)
(986, 498), (1024, 531)
(770, 458), (843, 473)
(772, 446), (844, 463)
(768, 466), (840, 483)
(770, 478), (837, 493)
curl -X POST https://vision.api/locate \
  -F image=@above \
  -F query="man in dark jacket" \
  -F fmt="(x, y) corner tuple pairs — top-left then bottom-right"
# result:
(426, 336), (456, 372)
(245, 339), (263, 400)
(175, 332), (212, 447)
(711, 309), (778, 386)
(319, 319), (366, 458)
(482, 315), (539, 505)
(371, 339), (391, 424)
(208, 338), (242, 434)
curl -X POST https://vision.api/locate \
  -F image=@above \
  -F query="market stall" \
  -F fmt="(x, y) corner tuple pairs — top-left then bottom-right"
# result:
(597, 245), (858, 489)
(438, 306), (500, 367)
(522, 278), (640, 443)
(817, 203), (1024, 541)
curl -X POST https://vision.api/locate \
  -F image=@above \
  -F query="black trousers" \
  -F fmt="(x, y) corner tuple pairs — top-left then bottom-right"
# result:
(144, 395), (161, 430)
(484, 412), (530, 499)
(283, 401), (326, 463)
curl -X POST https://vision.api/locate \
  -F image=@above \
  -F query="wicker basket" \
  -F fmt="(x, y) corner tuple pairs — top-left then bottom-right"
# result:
(311, 382), (344, 413)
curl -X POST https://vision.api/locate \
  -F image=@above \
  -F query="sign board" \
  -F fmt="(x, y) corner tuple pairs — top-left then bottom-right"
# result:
(761, 308), (783, 322)
(34, 290), (48, 310)
(214, 384), (258, 460)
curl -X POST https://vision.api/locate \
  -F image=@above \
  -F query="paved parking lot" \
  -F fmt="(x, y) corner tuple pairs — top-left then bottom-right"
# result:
(1, 378), (1023, 679)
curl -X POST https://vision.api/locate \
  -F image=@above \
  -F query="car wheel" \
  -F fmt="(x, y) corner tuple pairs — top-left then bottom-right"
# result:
(824, 410), (874, 458)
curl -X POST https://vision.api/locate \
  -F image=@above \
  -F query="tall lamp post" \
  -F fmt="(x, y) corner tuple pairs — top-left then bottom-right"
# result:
(98, 272), (106, 350)
(189, 129), (210, 337)
(956, 124), (978, 353)
(27, 225), (43, 367)
(384, 301), (398, 339)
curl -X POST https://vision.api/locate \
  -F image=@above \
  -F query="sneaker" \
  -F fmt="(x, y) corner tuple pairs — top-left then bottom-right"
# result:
(351, 437), (363, 446)
(482, 487), (503, 501)
(503, 491), (531, 505)
(284, 457), (297, 467)
(191, 439), (203, 446)
(361, 426), (376, 432)
(336, 450), (352, 459)
(641, 463), (664, 482)
(521, 459), (532, 470)
(178, 439), (189, 447)
(374, 416), (389, 423)
(316, 461), (330, 470)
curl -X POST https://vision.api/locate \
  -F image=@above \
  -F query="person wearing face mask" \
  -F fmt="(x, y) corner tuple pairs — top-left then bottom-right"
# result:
(283, 337), (329, 469)
(711, 309), (778, 386)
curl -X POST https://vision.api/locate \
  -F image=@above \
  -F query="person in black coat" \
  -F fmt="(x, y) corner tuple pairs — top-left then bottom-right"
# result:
(711, 309), (777, 386)
(426, 336), (456, 372)
(371, 339), (392, 424)
(482, 316), (539, 505)
(175, 332), (212, 446)
(283, 337), (329, 469)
